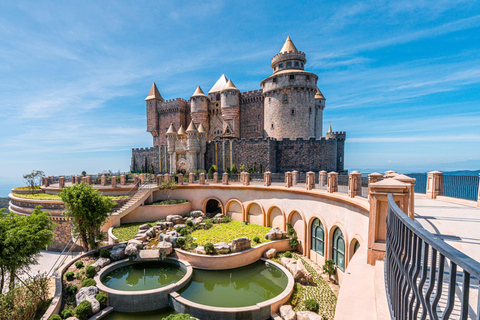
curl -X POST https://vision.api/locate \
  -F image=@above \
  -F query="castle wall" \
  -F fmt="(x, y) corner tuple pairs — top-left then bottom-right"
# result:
(240, 90), (264, 139)
(131, 146), (159, 173)
(153, 99), (189, 146)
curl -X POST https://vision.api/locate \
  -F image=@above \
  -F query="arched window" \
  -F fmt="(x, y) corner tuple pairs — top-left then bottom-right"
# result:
(311, 219), (324, 256)
(332, 228), (345, 271)
(354, 240), (360, 254)
(216, 93), (220, 100)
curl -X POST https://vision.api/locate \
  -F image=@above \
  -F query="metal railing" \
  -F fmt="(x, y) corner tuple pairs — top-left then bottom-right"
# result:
(385, 193), (480, 319)
(443, 175), (480, 202)
(407, 173), (428, 194)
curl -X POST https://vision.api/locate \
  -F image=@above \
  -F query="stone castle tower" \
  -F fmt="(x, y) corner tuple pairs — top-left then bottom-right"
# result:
(133, 37), (344, 174)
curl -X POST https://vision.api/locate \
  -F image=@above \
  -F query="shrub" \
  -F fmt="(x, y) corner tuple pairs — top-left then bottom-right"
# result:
(204, 242), (214, 254)
(287, 222), (295, 236)
(284, 251), (292, 258)
(61, 308), (73, 319)
(93, 250), (100, 258)
(304, 299), (319, 313)
(66, 285), (78, 295)
(95, 292), (108, 308)
(163, 314), (195, 320)
(323, 259), (336, 281)
(64, 272), (74, 281)
(75, 261), (84, 269)
(176, 237), (186, 248)
(74, 300), (92, 320)
(289, 236), (299, 249)
(82, 278), (96, 287)
(186, 220), (194, 228)
(253, 236), (260, 243)
(48, 315), (62, 320)
(85, 265), (96, 279)
(179, 228), (189, 237)
(99, 249), (111, 258)
(289, 283), (302, 307)
(176, 226), (182, 232)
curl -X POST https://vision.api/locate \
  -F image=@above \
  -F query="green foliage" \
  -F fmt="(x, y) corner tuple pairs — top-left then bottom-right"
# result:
(82, 278), (96, 287)
(186, 220), (194, 228)
(162, 314), (195, 320)
(23, 170), (44, 193)
(253, 236), (260, 243)
(59, 183), (114, 251)
(231, 164), (238, 174)
(304, 299), (320, 313)
(204, 242), (214, 254)
(239, 164), (245, 172)
(75, 261), (84, 269)
(81, 171), (87, 176)
(176, 237), (186, 248)
(179, 228), (189, 237)
(289, 236), (299, 248)
(48, 315), (62, 320)
(112, 220), (161, 242)
(284, 251), (293, 258)
(147, 199), (187, 206)
(93, 250), (100, 258)
(85, 265), (96, 279)
(158, 179), (178, 200)
(322, 259), (336, 280)
(99, 249), (111, 258)
(66, 285), (78, 295)
(61, 308), (73, 319)
(74, 300), (92, 320)
(289, 282), (302, 307)
(208, 165), (217, 175)
(95, 292), (108, 308)
(64, 272), (74, 281)
(287, 222), (295, 236)
(12, 192), (123, 201)
(225, 167), (231, 174)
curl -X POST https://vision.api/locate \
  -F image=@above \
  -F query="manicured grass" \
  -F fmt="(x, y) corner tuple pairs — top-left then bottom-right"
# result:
(12, 193), (127, 201)
(191, 220), (271, 246)
(14, 186), (40, 190)
(112, 221), (162, 241)
(147, 199), (188, 205)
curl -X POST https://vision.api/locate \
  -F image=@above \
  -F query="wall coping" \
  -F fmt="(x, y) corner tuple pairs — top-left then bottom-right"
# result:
(9, 192), (64, 204)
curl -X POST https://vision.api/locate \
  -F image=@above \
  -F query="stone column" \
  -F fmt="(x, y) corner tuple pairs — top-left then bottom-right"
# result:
(244, 173), (250, 186)
(384, 170), (398, 178)
(178, 173), (183, 186)
(394, 174), (416, 220)
(120, 174), (126, 185)
(82, 176), (87, 184)
(285, 172), (292, 188)
(133, 174), (139, 186)
(42, 177), (48, 187)
(164, 174), (170, 182)
(59, 176), (65, 189)
(426, 171), (443, 199)
(292, 171), (299, 185)
(348, 171), (362, 198)
(367, 178), (410, 265)
(86, 175), (92, 184)
(368, 173), (383, 201)
(240, 172), (245, 184)
(222, 173), (229, 185)
(111, 176), (117, 188)
(327, 172), (338, 193)
(189, 173), (194, 183)
(319, 171), (327, 186)
(101, 174), (106, 186)
(213, 172), (218, 183)
(199, 173), (205, 185)
(306, 171), (315, 190)
(156, 175), (161, 186)
(264, 171), (271, 186)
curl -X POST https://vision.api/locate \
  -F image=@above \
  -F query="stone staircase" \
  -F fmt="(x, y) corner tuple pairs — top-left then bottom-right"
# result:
(110, 184), (154, 227)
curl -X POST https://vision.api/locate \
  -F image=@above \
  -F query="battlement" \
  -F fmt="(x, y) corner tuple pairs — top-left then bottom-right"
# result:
(132, 146), (157, 152)
(271, 51), (306, 66)
(162, 97), (189, 105)
(240, 89), (263, 97)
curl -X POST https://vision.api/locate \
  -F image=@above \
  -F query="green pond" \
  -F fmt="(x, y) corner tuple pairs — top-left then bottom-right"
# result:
(177, 260), (288, 308)
(101, 261), (185, 291)
(103, 307), (177, 319)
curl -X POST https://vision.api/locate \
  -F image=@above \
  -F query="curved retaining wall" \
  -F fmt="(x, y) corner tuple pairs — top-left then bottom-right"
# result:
(95, 258), (193, 313)
(175, 239), (291, 270)
(120, 201), (192, 224)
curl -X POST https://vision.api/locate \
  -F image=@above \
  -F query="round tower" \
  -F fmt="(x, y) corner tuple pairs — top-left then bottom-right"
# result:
(261, 36), (319, 140)
(190, 86), (209, 133)
(314, 87), (326, 138)
(220, 79), (240, 138)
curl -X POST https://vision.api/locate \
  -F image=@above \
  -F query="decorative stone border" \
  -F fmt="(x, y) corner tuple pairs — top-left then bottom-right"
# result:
(175, 239), (291, 270)
(94, 258), (193, 313)
(11, 188), (43, 195)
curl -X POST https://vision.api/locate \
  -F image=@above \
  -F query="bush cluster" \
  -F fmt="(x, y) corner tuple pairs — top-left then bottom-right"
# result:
(95, 292), (108, 308)
(82, 278), (97, 287)
(48, 315), (61, 320)
(99, 249), (111, 258)
(85, 265), (96, 278)
(64, 272), (74, 281)
(176, 237), (186, 248)
(253, 236), (260, 243)
(284, 251), (293, 258)
(66, 285), (78, 295)
(289, 236), (299, 249)
(61, 308), (73, 319)
(74, 300), (92, 320)
(75, 261), (84, 269)
(204, 242), (214, 254)
(304, 299), (320, 313)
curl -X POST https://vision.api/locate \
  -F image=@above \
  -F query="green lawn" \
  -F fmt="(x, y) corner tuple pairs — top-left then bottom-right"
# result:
(112, 221), (162, 241)
(191, 220), (271, 246)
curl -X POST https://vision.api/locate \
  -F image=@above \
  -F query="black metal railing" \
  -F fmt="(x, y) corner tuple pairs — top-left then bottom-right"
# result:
(443, 175), (479, 202)
(407, 173), (428, 194)
(385, 193), (480, 320)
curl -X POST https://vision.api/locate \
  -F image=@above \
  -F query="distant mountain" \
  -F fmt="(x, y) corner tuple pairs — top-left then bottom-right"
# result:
(0, 197), (9, 210)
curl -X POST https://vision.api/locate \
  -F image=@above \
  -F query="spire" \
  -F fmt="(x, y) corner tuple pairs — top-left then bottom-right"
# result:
(328, 123), (332, 133)
(177, 125), (186, 136)
(166, 123), (176, 135)
(222, 79), (239, 91)
(209, 74), (228, 93)
(280, 36), (298, 53)
(197, 123), (206, 134)
(186, 120), (198, 132)
(191, 86), (207, 97)
(315, 87), (325, 100)
(145, 82), (163, 101)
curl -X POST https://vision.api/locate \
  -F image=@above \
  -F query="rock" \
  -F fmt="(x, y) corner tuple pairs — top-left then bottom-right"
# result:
(159, 234), (172, 242)
(139, 223), (149, 230)
(279, 305), (296, 320)
(66, 317), (79, 320)
(174, 224), (186, 230)
(92, 257), (111, 271)
(190, 210), (205, 218)
(137, 228), (147, 234)
(194, 246), (206, 254)
(88, 296), (101, 314)
(157, 241), (173, 256)
(146, 227), (156, 238)
(296, 311), (322, 320)
(110, 247), (125, 261)
(280, 257), (294, 268)
(167, 215), (184, 224)
(125, 244), (138, 256)
(134, 233), (148, 241)
(231, 237), (251, 253)
(214, 213), (223, 219)
(263, 248), (277, 259)
(193, 217), (203, 224)
(265, 227), (287, 240)
(296, 259), (314, 285)
(75, 286), (98, 306)
(112, 244), (126, 250)
(127, 239), (143, 248)
(214, 242), (231, 254)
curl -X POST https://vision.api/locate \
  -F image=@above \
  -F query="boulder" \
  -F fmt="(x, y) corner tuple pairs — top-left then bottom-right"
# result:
(75, 286), (98, 306)
(214, 242), (231, 254)
(88, 296), (101, 314)
(263, 248), (277, 259)
(138, 223), (149, 230)
(112, 244), (126, 250)
(125, 244), (138, 256)
(92, 257), (111, 271)
(134, 233), (148, 241)
(231, 237), (251, 253)
(157, 241), (173, 257)
(279, 305), (296, 320)
(127, 239), (143, 248)
(296, 259), (314, 285)
(156, 221), (173, 230)
(145, 227), (156, 238)
(194, 246), (206, 254)
(193, 217), (204, 224)
(110, 247), (125, 261)
(159, 234), (173, 243)
(296, 311), (323, 320)
(167, 215), (184, 225)
(214, 213), (223, 219)
(190, 210), (206, 218)
(265, 227), (287, 240)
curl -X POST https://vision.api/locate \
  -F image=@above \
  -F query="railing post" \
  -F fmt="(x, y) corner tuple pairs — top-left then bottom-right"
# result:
(111, 175), (117, 188)
(199, 173), (205, 185)
(188, 173), (194, 183)
(82, 176), (87, 184)
(292, 171), (298, 185)
(240, 171), (245, 184)
(213, 172), (218, 183)
(177, 173), (183, 185)
(264, 171), (271, 186)
(348, 170), (362, 197)
(101, 174), (106, 186)
(426, 171), (443, 199)
(120, 174), (126, 185)
(367, 179), (409, 265)
(58, 176), (65, 189)
(384, 170), (397, 178)
(305, 171), (314, 190)
(222, 172), (229, 185)
(133, 174), (139, 186)
(368, 172), (383, 201)
(327, 172), (338, 193)
(285, 172), (292, 188)
(156, 174), (161, 186)
(164, 173), (170, 182)
(244, 173), (250, 186)
(393, 174), (416, 220)
(86, 174), (92, 184)
(319, 170), (327, 186)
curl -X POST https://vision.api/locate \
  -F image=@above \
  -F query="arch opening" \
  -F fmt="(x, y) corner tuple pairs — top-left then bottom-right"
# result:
(332, 228), (345, 272)
(311, 218), (325, 257)
(205, 199), (222, 218)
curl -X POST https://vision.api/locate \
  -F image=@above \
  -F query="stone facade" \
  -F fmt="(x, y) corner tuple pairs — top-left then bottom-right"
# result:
(132, 37), (346, 174)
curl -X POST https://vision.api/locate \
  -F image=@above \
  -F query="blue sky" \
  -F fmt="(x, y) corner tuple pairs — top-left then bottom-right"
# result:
(1, 0), (480, 185)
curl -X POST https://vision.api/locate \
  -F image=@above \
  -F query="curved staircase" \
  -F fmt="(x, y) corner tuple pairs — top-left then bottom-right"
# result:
(109, 183), (155, 227)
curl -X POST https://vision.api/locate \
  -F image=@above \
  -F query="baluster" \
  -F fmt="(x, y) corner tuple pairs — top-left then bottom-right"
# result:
(407, 234), (421, 319)
(460, 270), (471, 319)
(442, 262), (457, 319)
(415, 242), (429, 319)
(425, 248), (438, 319)
(431, 255), (445, 320)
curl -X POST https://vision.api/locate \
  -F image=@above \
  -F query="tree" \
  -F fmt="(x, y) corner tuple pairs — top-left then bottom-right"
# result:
(81, 171), (87, 176)
(323, 259), (336, 282)
(59, 183), (114, 251)
(23, 170), (44, 193)
(158, 179), (178, 200)
(208, 165), (217, 175)
(0, 207), (55, 292)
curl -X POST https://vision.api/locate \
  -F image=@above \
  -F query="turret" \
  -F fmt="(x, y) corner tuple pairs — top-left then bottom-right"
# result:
(166, 123), (176, 154)
(145, 82), (163, 138)
(190, 86), (209, 133)
(220, 79), (240, 138)
(197, 123), (207, 171)
(314, 88), (326, 137)
(186, 121), (199, 170)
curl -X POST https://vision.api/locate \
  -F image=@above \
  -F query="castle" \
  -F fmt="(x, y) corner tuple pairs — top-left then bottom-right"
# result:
(131, 37), (346, 174)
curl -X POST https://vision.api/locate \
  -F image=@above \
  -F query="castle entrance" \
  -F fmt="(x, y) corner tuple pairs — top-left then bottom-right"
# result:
(177, 158), (190, 174)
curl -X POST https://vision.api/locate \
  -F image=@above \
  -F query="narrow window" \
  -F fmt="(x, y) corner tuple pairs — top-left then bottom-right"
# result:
(333, 228), (345, 271)
(272, 77), (277, 83)
(247, 116), (250, 121)
(291, 109), (295, 115)
(295, 62), (299, 67)
(271, 123), (274, 129)
(279, 63), (283, 68)
(311, 219), (325, 256)
(309, 107), (312, 113)
(216, 93), (220, 100)
(301, 63), (303, 68)
(289, 75), (295, 80)
(306, 75), (310, 81)
(258, 115), (260, 119)
(287, 62), (291, 67)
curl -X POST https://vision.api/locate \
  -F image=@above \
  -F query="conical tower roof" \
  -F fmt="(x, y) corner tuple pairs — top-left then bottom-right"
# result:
(191, 86), (207, 97)
(145, 82), (163, 101)
(177, 125), (186, 136)
(166, 123), (176, 135)
(209, 74), (228, 93)
(186, 121), (198, 132)
(327, 123), (332, 133)
(280, 36), (298, 53)
(197, 123), (206, 134)
(315, 87), (325, 100)
(221, 79), (239, 91)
